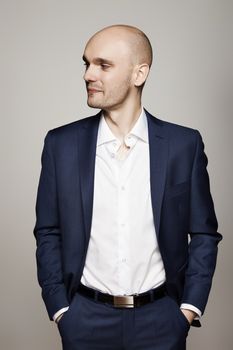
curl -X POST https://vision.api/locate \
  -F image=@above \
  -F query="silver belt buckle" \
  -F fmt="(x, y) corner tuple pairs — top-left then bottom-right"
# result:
(113, 295), (134, 308)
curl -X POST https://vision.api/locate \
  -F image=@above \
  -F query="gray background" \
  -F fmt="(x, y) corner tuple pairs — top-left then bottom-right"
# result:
(1, 0), (232, 349)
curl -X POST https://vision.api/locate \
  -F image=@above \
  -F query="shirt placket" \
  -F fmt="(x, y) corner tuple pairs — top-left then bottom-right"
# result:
(116, 152), (132, 295)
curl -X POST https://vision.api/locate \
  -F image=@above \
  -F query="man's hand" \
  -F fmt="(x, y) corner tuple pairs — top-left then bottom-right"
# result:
(180, 308), (197, 324)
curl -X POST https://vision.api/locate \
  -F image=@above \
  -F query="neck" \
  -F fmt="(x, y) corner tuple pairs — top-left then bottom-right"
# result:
(102, 100), (142, 142)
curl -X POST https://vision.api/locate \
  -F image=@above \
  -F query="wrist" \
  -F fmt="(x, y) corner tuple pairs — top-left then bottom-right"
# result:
(180, 308), (197, 324)
(55, 313), (64, 324)
(53, 306), (69, 323)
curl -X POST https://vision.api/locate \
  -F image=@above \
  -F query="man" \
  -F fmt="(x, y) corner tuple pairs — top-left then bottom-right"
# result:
(33, 25), (222, 350)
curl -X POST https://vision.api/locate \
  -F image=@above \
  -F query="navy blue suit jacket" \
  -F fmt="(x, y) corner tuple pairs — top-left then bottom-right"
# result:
(33, 110), (222, 327)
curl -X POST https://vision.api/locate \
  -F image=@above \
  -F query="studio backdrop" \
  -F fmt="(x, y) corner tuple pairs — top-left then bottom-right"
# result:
(0, 1), (232, 349)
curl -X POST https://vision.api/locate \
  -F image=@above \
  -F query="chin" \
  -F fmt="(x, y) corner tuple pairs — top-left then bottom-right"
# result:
(87, 102), (99, 108)
(87, 100), (103, 109)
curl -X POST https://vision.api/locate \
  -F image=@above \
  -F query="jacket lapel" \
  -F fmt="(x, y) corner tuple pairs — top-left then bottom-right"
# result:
(146, 110), (168, 239)
(78, 111), (101, 243)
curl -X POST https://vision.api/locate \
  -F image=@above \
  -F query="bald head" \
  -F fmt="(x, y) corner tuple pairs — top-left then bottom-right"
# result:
(87, 24), (153, 68)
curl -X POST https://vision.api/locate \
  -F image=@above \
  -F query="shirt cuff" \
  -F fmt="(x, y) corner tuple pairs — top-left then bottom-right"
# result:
(180, 303), (202, 320)
(53, 307), (69, 322)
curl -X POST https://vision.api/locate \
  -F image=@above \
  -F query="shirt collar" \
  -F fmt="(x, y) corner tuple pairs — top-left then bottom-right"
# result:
(97, 107), (148, 147)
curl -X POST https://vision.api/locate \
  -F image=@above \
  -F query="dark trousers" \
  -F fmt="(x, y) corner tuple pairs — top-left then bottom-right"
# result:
(57, 292), (190, 350)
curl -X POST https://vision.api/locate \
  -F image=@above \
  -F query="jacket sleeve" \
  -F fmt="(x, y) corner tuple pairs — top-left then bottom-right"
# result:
(181, 130), (222, 314)
(33, 131), (69, 321)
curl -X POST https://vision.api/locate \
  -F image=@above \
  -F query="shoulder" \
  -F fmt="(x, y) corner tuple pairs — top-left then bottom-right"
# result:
(145, 110), (201, 144)
(44, 111), (101, 144)
(49, 111), (100, 136)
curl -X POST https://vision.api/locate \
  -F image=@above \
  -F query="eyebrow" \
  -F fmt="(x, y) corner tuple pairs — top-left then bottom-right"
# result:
(82, 55), (114, 65)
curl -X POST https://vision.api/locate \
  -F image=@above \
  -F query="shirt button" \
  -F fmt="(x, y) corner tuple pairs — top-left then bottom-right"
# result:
(121, 186), (125, 190)
(121, 223), (125, 227)
(111, 153), (115, 158)
(122, 258), (126, 262)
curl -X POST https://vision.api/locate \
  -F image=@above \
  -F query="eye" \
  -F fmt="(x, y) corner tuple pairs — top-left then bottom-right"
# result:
(100, 64), (110, 70)
(83, 62), (89, 69)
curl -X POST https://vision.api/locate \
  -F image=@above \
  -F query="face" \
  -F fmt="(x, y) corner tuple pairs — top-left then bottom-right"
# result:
(83, 31), (136, 111)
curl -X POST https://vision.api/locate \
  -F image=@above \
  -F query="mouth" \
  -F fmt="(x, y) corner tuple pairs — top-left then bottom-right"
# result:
(87, 87), (102, 94)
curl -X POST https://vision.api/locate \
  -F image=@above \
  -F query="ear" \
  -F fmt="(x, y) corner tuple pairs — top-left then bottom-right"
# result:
(134, 63), (150, 87)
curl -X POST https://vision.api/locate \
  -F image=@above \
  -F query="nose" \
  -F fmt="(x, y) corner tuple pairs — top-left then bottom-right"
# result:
(83, 64), (97, 82)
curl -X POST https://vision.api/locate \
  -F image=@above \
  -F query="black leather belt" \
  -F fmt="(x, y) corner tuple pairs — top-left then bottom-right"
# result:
(76, 282), (166, 308)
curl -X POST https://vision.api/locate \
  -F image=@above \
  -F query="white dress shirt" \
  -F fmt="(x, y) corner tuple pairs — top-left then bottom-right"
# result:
(53, 108), (201, 321)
